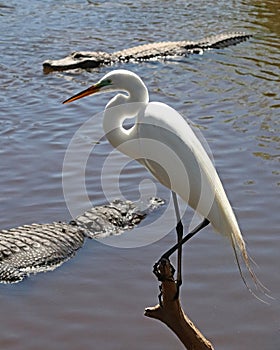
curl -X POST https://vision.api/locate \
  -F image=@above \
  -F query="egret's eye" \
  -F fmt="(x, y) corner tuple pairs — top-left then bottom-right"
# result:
(101, 79), (112, 87)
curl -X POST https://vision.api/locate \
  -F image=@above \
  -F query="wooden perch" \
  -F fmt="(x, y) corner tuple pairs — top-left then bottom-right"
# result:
(145, 258), (214, 350)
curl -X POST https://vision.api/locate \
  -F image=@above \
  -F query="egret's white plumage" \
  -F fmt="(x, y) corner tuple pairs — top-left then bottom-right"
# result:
(63, 69), (261, 293)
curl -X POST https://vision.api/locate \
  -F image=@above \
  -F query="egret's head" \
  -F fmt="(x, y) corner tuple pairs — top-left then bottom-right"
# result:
(62, 70), (140, 104)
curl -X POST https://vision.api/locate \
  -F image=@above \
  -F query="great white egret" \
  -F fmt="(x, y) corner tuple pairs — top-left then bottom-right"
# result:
(63, 69), (259, 295)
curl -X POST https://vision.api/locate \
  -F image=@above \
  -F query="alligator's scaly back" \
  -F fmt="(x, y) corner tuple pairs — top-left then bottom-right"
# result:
(43, 32), (252, 73)
(188, 31), (252, 49)
(0, 198), (164, 283)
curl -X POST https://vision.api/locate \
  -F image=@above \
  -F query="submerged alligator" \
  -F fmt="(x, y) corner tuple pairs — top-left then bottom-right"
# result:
(0, 198), (164, 283)
(43, 32), (252, 73)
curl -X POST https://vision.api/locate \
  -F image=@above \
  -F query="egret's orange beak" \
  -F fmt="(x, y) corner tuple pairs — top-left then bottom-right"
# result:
(63, 84), (101, 104)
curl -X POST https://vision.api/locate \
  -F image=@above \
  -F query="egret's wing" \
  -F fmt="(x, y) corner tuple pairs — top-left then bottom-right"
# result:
(137, 102), (264, 295)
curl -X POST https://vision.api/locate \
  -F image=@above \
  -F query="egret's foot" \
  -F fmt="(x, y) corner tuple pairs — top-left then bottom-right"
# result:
(153, 260), (163, 281)
(154, 256), (181, 301)
(153, 258), (175, 279)
(153, 258), (177, 304)
(153, 260), (165, 307)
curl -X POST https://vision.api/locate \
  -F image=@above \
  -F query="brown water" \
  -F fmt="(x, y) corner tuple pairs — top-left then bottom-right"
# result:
(0, 0), (279, 349)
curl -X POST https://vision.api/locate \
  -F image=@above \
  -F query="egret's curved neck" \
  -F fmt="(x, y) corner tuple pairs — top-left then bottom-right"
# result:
(103, 76), (149, 152)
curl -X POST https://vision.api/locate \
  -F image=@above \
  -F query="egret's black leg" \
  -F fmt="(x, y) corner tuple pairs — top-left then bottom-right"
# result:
(161, 218), (210, 260)
(171, 192), (183, 296)
(175, 219), (183, 295)
(153, 218), (210, 300)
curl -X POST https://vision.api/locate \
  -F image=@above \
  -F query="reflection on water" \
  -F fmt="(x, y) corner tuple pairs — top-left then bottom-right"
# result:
(0, 0), (279, 350)
(250, 0), (280, 35)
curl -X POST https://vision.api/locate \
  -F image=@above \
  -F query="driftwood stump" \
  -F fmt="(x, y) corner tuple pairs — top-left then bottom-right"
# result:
(145, 258), (214, 350)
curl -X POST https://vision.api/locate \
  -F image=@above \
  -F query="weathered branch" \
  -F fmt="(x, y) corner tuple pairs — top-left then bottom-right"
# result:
(43, 32), (252, 73)
(145, 258), (214, 350)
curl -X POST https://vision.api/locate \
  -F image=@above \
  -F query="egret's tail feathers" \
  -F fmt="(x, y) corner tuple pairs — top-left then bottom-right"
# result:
(230, 233), (272, 304)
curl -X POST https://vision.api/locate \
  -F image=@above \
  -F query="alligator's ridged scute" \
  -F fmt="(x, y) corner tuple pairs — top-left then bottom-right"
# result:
(184, 32), (252, 49)
(0, 222), (85, 283)
(76, 199), (147, 239)
(0, 198), (164, 283)
(43, 32), (252, 73)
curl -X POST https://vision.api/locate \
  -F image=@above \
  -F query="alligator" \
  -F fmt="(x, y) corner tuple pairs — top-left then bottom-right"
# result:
(43, 32), (252, 73)
(0, 197), (164, 283)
